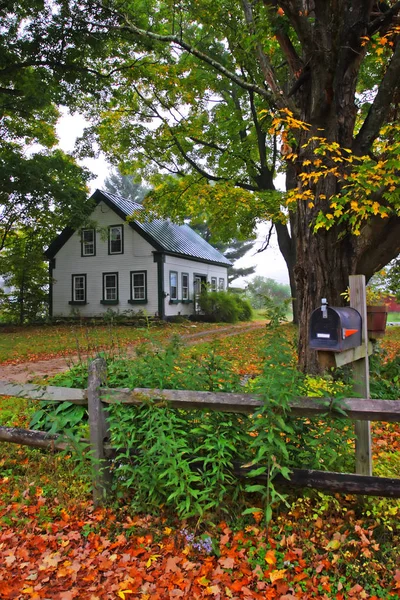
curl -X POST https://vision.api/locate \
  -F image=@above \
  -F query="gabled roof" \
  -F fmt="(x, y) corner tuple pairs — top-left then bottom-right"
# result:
(46, 189), (232, 267)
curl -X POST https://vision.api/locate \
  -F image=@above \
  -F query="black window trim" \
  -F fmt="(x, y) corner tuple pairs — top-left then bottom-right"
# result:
(129, 270), (148, 304)
(108, 224), (124, 255)
(169, 270), (178, 303)
(69, 273), (87, 305)
(181, 272), (190, 302)
(81, 228), (96, 257)
(101, 272), (119, 305)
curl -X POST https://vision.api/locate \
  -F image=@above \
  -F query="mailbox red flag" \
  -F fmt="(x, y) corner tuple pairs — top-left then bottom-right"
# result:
(344, 329), (359, 338)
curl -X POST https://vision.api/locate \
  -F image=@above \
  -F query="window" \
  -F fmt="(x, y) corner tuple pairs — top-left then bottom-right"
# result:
(219, 278), (225, 291)
(129, 271), (147, 303)
(81, 229), (95, 256)
(108, 225), (123, 254)
(211, 277), (217, 292)
(169, 271), (178, 301)
(70, 274), (86, 304)
(182, 273), (189, 301)
(102, 273), (118, 304)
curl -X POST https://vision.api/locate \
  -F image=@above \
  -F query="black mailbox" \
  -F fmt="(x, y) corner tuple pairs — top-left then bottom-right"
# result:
(310, 299), (362, 352)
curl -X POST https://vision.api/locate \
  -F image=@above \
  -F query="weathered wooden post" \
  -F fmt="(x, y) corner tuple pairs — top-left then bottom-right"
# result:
(87, 356), (112, 504)
(349, 275), (372, 476)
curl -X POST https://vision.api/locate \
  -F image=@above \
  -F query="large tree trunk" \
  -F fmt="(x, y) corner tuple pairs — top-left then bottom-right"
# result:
(275, 0), (400, 371)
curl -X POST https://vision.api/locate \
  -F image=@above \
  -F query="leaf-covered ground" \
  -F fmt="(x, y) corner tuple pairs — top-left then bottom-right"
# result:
(0, 477), (399, 599)
(0, 323), (399, 599)
(0, 321), (240, 365)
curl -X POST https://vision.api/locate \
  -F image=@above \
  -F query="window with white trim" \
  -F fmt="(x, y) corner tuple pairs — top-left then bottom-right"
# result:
(170, 271), (178, 301)
(71, 274), (86, 303)
(108, 225), (123, 254)
(131, 271), (147, 302)
(81, 229), (95, 256)
(103, 273), (118, 302)
(182, 273), (189, 300)
(219, 277), (225, 291)
(211, 277), (217, 292)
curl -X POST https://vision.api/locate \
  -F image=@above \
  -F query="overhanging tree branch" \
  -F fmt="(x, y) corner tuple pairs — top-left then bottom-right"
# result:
(99, 3), (276, 104)
(368, 1), (400, 36)
(354, 40), (400, 155)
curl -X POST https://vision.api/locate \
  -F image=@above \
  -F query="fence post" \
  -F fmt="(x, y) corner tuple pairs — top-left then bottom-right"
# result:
(87, 356), (112, 504)
(349, 275), (372, 476)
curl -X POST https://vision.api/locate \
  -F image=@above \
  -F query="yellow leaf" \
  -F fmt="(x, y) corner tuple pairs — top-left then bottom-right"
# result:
(327, 538), (341, 551)
(270, 569), (286, 583)
(118, 592), (134, 600)
(164, 526), (172, 535)
(225, 587), (233, 598)
(146, 554), (161, 568)
(198, 576), (210, 586)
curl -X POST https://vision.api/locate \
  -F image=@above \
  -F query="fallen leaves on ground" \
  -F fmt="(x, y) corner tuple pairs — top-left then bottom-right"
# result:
(0, 480), (399, 600)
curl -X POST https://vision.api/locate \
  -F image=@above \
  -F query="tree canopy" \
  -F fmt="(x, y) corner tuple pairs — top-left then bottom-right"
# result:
(0, 0), (97, 252)
(3, 0), (400, 369)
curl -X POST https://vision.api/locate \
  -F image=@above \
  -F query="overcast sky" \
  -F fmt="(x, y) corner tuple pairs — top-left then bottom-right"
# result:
(56, 109), (290, 286)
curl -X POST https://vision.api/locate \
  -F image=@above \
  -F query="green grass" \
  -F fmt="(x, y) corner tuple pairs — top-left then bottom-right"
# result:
(387, 311), (400, 322)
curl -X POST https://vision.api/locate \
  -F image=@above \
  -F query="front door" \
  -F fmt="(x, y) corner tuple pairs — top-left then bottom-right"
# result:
(194, 275), (207, 314)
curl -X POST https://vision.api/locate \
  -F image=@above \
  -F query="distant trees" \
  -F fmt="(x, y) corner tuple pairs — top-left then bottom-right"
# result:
(103, 170), (149, 204)
(0, 229), (48, 324)
(245, 276), (291, 309)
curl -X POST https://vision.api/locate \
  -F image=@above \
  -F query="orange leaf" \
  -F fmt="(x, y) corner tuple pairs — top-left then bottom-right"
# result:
(218, 556), (235, 569)
(265, 549), (277, 566)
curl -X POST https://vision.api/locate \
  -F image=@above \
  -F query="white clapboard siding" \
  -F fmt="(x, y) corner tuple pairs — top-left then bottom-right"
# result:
(163, 255), (228, 317)
(52, 202), (159, 317)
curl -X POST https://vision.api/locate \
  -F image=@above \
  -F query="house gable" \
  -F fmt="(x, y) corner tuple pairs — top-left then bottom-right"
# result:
(46, 189), (232, 268)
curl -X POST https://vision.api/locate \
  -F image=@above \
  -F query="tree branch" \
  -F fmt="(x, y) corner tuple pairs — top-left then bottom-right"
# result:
(354, 40), (400, 155)
(100, 4), (276, 104)
(368, 1), (400, 36)
(241, 0), (291, 108)
(188, 137), (227, 153)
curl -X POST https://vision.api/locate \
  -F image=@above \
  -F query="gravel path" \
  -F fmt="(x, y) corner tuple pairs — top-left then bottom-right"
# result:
(0, 321), (267, 384)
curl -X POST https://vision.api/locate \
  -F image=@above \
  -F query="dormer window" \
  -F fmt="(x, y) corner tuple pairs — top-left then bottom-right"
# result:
(108, 225), (123, 254)
(81, 229), (95, 256)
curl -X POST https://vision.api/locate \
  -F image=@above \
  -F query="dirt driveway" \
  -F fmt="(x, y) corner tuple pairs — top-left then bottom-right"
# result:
(0, 321), (267, 384)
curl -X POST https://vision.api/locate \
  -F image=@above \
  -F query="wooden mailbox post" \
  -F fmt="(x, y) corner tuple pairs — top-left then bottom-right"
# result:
(311, 275), (372, 476)
(349, 274), (372, 476)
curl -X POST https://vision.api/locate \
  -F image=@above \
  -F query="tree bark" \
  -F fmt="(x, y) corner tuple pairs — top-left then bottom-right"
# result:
(279, 0), (400, 371)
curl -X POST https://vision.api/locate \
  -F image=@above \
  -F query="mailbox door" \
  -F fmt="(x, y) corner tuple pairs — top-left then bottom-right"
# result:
(310, 307), (341, 350)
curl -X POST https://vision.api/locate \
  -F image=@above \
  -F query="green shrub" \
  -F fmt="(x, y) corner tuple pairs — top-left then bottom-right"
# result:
(370, 348), (400, 399)
(198, 290), (252, 323)
(31, 330), (355, 520)
(232, 294), (253, 321)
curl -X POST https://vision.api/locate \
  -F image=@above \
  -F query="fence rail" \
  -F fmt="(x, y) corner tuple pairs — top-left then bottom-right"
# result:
(1, 361), (400, 504)
(2, 380), (400, 421)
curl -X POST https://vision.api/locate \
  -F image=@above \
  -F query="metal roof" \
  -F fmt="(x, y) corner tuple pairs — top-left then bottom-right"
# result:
(100, 190), (232, 266)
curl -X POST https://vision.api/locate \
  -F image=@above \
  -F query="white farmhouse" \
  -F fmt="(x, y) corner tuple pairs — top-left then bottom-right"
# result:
(45, 190), (231, 319)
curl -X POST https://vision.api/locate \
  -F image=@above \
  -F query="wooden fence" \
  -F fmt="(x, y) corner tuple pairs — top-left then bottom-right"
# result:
(1, 356), (400, 504)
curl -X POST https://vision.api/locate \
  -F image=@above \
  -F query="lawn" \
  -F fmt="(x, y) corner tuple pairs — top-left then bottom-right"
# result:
(0, 323), (399, 599)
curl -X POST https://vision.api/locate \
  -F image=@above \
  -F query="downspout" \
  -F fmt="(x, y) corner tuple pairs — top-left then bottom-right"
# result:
(48, 258), (55, 320)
